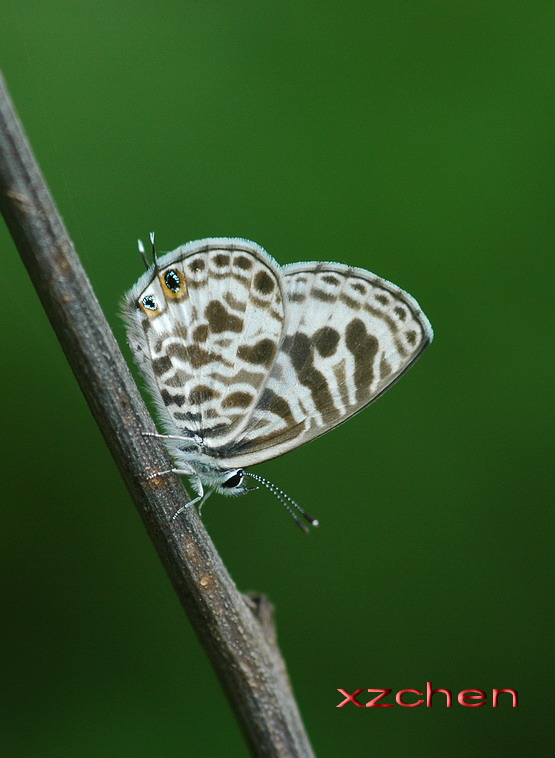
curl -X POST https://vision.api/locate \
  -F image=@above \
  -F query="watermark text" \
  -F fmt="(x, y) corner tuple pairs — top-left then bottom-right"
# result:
(336, 683), (518, 708)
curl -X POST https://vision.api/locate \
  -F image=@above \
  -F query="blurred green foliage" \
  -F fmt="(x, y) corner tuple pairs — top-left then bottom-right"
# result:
(1, 1), (553, 755)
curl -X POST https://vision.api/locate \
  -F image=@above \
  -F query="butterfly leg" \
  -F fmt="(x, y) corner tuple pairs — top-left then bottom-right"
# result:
(145, 461), (198, 479)
(170, 472), (207, 520)
(142, 431), (202, 448)
(143, 453), (210, 520)
(198, 489), (213, 515)
(145, 463), (198, 488)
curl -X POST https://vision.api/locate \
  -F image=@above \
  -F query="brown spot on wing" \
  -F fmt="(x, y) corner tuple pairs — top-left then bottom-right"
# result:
(235, 255), (253, 270)
(187, 345), (215, 368)
(258, 388), (295, 425)
(189, 385), (219, 404)
(283, 332), (339, 422)
(153, 355), (172, 376)
(313, 326), (340, 357)
(205, 301), (243, 333)
(224, 292), (247, 312)
(364, 303), (399, 334)
(161, 389), (185, 407)
(213, 368), (266, 387)
(166, 343), (190, 362)
(189, 257), (205, 271)
(193, 324), (209, 342)
(311, 288), (336, 303)
(339, 293), (360, 310)
(174, 411), (202, 423)
(165, 370), (190, 388)
(172, 343), (232, 369)
(345, 319), (379, 402)
(213, 253), (230, 267)
(238, 339), (276, 366)
(254, 270), (275, 294)
(222, 391), (254, 409)
(173, 323), (188, 340)
(380, 354), (392, 378)
(333, 358), (350, 408)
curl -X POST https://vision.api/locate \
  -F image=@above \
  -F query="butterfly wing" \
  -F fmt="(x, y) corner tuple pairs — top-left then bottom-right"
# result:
(212, 261), (433, 467)
(123, 239), (286, 449)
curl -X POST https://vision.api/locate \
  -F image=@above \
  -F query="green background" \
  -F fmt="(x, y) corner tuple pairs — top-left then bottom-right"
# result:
(1, 2), (553, 755)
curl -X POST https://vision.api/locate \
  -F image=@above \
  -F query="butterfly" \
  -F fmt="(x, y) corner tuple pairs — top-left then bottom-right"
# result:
(122, 236), (433, 530)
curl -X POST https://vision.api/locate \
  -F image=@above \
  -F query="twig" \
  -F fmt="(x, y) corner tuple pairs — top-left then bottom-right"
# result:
(0, 73), (314, 758)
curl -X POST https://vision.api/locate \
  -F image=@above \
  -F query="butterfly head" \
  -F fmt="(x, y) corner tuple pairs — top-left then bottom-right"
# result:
(210, 468), (254, 497)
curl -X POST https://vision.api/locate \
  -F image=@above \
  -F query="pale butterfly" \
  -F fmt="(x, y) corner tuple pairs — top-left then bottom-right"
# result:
(122, 235), (433, 531)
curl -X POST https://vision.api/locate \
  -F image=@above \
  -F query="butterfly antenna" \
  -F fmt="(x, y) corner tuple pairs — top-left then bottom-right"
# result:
(137, 239), (150, 270)
(243, 472), (319, 533)
(149, 231), (159, 272)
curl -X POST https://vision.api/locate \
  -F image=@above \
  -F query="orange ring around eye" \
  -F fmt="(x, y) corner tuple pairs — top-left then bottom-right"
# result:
(138, 294), (159, 316)
(160, 268), (187, 298)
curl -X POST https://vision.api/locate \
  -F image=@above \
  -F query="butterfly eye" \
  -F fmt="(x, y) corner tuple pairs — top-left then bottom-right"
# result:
(164, 269), (182, 293)
(141, 295), (158, 311)
(222, 470), (244, 489)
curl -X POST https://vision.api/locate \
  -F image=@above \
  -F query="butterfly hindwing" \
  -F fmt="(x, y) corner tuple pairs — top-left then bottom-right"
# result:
(213, 261), (433, 467)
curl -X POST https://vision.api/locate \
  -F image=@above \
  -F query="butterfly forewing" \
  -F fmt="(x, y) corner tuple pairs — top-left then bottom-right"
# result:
(212, 261), (432, 467)
(124, 240), (286, 448)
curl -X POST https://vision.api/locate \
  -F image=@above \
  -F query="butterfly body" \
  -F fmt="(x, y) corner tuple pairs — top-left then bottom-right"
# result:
(122, 238), (433, 516)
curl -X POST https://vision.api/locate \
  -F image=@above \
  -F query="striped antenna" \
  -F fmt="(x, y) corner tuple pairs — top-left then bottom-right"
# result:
(149, 231), (158, 270)
(137, 239), (149, 270)
(243, 472), (319, 533)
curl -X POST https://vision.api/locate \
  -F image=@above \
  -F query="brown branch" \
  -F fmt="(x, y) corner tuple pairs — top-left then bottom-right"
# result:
(0, 73), (314, 758)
